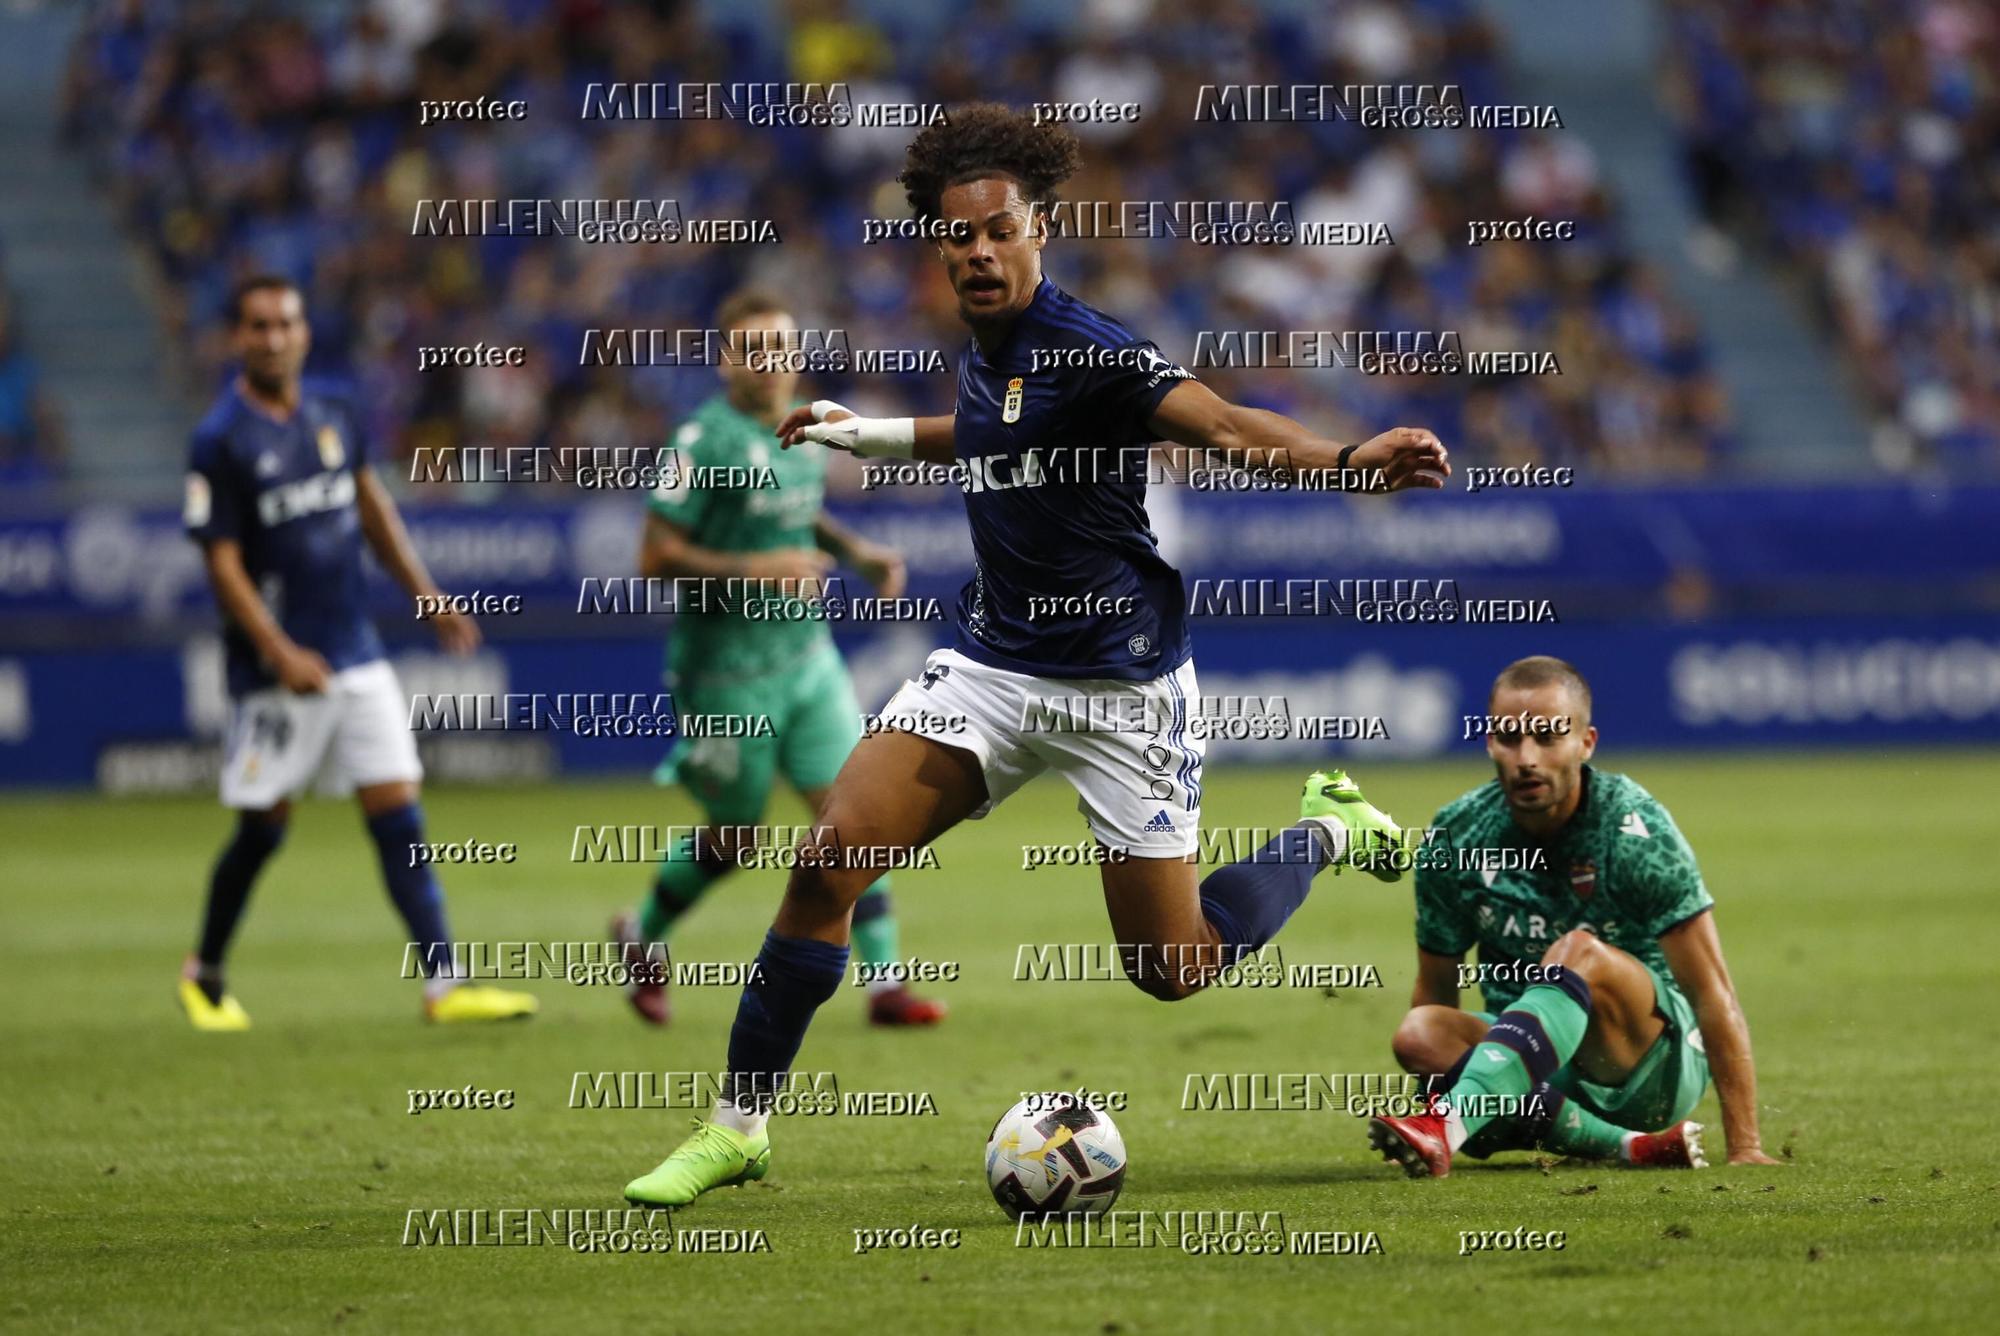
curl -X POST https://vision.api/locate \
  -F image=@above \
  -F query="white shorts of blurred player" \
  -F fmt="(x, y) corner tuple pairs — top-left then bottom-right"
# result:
(219, 659), (423, 810)
(876, 647), (1204, 858)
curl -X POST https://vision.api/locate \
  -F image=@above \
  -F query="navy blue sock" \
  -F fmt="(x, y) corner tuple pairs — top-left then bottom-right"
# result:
(1456, 1080), (1569, 1158)
(1422, 1045), (1477, 1102)
(195, 813), (288, 993)
(1196, 825), (1331, 962)
(364, 803), (453, 978)
(724, 930), (850, 1113)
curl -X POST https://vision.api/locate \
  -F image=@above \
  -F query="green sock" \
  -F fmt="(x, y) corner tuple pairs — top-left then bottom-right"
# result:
(1446, 976), (1593, 1148)
(637, 834), (724, 941)
(1462, 1081), (1632, 1160)
(850, 878), (898, 968)
(1537, 1090), (1632, 1160)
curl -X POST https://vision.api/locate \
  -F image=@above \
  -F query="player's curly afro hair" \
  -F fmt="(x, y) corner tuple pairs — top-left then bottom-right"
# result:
(898, 102), (1083, 223)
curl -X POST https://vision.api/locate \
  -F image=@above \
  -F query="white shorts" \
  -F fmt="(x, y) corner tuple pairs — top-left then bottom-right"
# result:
(877, 648), (1205, 857)
(219, 659), (423, 809)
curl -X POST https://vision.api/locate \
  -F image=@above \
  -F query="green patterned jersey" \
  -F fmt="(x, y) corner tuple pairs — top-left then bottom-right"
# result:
(1412, 766), (1713, 1011)
(647, 396), (832, 685)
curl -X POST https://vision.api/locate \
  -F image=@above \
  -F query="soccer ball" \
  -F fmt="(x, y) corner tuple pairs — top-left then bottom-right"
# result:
(984, 1095), (1127, 1219)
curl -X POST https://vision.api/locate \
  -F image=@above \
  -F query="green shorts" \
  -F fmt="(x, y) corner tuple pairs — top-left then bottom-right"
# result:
(1472, 962), (1709, 1132)
(653, 644), (861, 823)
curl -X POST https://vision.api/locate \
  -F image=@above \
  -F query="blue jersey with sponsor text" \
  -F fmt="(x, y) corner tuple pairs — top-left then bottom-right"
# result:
(951, 276), (1195, 680)
(183, 381), (384, 696)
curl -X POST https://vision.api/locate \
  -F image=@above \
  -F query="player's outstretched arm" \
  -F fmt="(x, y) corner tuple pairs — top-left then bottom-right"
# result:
(199, 538), (331, 694)
(1661, 911), (1781, 1165)
(1145, 380), (1449, 493)
(640, 511), (833, 587)
(356, 466), (479, 655)
(775, 401), (956, 466)
(812, 513), (905, 599)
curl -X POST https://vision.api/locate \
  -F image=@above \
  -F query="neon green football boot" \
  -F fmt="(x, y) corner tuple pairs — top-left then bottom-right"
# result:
(1300, 769), (1411, 882)
(178, 961), (251, 1031)
(424, 983), (539, 1023)
(624, 1120), (772, 1207)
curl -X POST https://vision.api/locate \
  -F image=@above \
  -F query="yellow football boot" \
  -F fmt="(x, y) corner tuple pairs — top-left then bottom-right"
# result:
(178, 968), (251, 1031)
(424, 984), (539, 1023)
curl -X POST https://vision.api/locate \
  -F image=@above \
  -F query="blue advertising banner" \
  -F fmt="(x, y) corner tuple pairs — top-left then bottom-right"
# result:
(7, 615), (1998, 790)
(1, 483), (1995, 626)
(2, 481), (1994, 787)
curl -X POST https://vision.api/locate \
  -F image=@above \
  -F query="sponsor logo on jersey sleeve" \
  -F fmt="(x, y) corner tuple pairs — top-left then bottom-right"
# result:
(1137, 345), (1192, 389)
(183, 473), (211, 527)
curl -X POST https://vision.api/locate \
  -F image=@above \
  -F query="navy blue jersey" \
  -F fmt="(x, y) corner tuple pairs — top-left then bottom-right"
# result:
(183, 381), (384, 696)
(952, 277), (1196, 680)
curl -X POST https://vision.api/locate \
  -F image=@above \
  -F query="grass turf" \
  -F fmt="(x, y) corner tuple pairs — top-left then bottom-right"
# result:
(3, 750), (1997, 1334)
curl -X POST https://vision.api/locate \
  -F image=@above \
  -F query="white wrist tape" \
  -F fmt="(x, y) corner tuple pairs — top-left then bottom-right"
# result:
(804, 400), (917, 459)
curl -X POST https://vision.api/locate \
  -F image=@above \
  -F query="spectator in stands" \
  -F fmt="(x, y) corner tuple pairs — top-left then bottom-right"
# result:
(0, 292), (67, 483)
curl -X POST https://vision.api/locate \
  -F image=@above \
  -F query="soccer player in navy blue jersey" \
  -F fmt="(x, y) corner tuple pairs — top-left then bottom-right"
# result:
(178, 275), (535, 1028)
(626, 104), (1450, 1204)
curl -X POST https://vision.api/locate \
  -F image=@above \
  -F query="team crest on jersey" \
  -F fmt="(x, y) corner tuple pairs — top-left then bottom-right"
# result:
(317, 424), (345, 470)
(1569, 859), (1597, 900)
(1002, 377), (1024, 424)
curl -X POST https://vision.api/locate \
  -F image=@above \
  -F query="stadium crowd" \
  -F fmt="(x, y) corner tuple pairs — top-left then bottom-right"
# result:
(62, 0), (1735, 492)
(1662, 0), (1999, 469)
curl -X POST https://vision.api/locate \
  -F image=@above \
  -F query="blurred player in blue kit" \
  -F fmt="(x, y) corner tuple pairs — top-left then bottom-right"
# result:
(177, 275), (536, 1029)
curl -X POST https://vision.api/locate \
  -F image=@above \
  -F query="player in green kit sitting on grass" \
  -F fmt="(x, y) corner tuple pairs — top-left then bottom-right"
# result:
(609, 289), (946, 1028)
(1369, 656), (1781, 1175)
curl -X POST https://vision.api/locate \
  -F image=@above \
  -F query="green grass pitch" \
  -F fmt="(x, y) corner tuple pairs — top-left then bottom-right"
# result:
(4, 750), (1997, 1334)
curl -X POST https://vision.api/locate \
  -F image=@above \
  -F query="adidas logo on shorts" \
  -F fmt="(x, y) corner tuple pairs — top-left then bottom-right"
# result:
(1143, 810), (1176, 834)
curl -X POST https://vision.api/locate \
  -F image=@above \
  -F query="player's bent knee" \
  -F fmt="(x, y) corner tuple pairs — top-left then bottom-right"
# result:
(1116, 944), (1205, 1002)
(1124, 967), (1199, 1003)
(1540, 928), (1605, 970)
(357, 780), (418, 816)
(1391, 1008), (1442, 1071)
(1392, 1005), (1468, 1073)
(1112, 940), (1200, 1000)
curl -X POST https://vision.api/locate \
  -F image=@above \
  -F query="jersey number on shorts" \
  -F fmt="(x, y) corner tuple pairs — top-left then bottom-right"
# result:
(250, 708), (293, 753)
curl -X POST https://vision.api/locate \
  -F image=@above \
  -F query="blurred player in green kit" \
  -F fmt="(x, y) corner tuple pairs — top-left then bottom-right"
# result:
(610, 289), (947, 1027)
